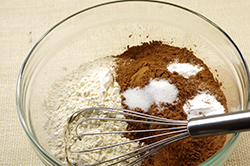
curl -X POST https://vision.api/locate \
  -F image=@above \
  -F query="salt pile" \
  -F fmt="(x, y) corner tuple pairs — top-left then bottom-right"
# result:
(122, 79), (178, 111)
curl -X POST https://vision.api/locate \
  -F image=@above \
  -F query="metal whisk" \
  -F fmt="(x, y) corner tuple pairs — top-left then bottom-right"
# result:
(65, 107), (250, 166)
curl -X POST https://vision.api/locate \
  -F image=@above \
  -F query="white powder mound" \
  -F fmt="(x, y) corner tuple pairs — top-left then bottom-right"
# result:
(122, 87), (152, 111)
(167, 63), (203, 78)
(183, 92), (225, 120)
(122, 79), (178, 112)
(43, 57), (140, 166)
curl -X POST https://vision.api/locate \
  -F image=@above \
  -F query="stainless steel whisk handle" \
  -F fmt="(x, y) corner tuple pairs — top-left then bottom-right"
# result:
(187, 110), (250, 138)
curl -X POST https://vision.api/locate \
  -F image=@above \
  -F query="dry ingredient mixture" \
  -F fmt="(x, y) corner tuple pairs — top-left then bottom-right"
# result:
(44, 41), (228, 166)
(115, 41), (227, 166)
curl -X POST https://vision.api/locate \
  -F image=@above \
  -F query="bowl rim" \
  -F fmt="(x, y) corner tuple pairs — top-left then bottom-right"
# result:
(16, 0), (250, 165)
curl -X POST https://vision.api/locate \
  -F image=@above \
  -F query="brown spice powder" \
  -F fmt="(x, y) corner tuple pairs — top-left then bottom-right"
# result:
(114, 41), (227, 166)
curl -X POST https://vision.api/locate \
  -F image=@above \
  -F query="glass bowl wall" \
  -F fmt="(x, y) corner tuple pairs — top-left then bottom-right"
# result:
(17, 1), (250, 165)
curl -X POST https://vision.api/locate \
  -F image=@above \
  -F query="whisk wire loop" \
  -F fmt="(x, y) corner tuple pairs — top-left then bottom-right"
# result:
(69, 107), (188, 125)
(66, 107), (189, 166)
(68, 129), (188, 153)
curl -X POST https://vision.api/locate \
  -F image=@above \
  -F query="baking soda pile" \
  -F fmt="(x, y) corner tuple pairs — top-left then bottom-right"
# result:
(183, 92), (225, 120)
(167, 62), (203, 78)
(43, 42), (226, 166)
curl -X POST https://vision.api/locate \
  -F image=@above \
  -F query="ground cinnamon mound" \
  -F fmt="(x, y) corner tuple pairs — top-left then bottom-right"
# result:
(114, 41), (227, 166)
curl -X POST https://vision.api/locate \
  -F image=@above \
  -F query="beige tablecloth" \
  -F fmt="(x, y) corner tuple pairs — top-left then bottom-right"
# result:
(1, 0), (250, 165)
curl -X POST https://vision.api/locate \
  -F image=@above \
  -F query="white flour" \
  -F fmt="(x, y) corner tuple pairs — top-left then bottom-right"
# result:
(43, 57), (140, 165)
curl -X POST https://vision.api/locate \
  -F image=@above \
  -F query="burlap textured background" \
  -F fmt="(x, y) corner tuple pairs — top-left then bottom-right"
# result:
(1, 0), (249, 165)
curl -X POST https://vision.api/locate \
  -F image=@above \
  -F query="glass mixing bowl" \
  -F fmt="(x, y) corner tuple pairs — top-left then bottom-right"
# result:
(17, 0), (250, 165)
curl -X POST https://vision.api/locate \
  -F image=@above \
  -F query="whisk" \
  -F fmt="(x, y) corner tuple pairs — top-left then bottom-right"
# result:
(65, 107), (250, 166)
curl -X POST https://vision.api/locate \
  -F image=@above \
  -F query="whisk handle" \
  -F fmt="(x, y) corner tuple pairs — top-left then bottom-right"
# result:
(187, 110), (250, 138)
